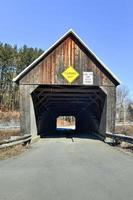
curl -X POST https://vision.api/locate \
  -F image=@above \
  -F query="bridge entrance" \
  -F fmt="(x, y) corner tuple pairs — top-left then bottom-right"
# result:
(14, 30), (120, 139)
(31, 85), (106, 138)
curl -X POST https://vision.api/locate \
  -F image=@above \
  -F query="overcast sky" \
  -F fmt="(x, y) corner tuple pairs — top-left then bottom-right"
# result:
(0, 0), (133, 97)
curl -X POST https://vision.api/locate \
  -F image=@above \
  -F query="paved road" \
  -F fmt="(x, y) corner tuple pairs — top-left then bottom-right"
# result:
(0, 137), (133, 200)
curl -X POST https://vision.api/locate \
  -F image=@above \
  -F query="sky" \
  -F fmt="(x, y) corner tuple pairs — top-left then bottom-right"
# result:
(0, 0), (133, 97)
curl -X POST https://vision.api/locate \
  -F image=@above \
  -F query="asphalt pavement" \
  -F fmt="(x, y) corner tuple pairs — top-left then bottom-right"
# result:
(0, 137), (133, 200)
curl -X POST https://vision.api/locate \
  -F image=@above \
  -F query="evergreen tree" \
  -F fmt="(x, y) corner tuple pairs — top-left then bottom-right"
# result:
(0, 42), (43, 110)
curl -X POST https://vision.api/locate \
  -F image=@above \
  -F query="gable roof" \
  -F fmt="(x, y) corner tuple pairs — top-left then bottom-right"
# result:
(13, 29), (121, 85)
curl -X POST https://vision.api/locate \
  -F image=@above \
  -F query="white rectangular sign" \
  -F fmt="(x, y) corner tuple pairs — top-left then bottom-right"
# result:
(83, 72), (93, 85)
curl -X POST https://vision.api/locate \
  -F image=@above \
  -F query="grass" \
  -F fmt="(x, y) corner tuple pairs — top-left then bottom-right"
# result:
(115, 124), (133, 153)
(115, 125), (133, 136)
(0, 144), (29, 160)
(0, 129), (20, 140)
(0, 110), (20, 123)
(0, 110), (20, 140)
(0, 129), (28, 160)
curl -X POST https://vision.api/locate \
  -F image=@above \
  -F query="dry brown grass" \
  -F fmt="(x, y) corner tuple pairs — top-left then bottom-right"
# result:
(0, 144), (28, 160)
(119, 142), (133, 154)
(0, 111), (25, 159)
(0, 129), (20, 140)
(115, 125), (133, 153)
(115, 125), (133, 136)
(0, 111), (20, 140)
(123, 146), (133, 153)
(57, 119), (75, 127)
(0, 111), (20, 123)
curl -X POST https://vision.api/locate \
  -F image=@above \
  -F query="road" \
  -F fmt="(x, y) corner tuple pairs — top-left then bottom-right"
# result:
(0, 137), (133, 200)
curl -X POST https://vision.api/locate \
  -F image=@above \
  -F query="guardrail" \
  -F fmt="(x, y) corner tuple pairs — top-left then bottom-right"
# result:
(0, 134), (31, 149)
(106, 132), (133, 144)
(115, 122), (133, 127)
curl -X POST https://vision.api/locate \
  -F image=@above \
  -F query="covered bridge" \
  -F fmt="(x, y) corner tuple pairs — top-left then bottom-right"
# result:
(13, 29), (120, 139)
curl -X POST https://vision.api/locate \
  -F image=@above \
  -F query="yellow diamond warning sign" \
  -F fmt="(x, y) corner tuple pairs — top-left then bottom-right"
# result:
(62, 66), (79, 83)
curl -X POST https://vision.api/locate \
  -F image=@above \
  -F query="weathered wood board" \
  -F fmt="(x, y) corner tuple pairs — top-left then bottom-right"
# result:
(20, 37), (115, 87)
(15, 31), (119, 136)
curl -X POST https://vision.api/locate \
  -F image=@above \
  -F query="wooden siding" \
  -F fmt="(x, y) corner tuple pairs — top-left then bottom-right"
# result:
(19, 85), (38, 135)
(18, 35), (117, 136)
(20, 37), (114, 86)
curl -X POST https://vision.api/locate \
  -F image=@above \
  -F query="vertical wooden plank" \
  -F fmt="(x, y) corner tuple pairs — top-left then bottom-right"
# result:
(68, 38), (71, 67)
(70, 38), (72, 66)
(102, 86), (116, 133)
(51, 53), (54, 84)
(64, 39), (66, 70)
(19, 85), (31, 135)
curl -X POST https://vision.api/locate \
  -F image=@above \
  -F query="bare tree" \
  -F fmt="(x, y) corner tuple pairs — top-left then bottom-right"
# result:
(116, 86), (129, 108)
(127, 101), (133, 122)
(116, 85), (129, 123)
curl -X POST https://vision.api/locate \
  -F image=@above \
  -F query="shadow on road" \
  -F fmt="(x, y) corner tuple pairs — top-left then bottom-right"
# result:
(40, 128), (101, 141)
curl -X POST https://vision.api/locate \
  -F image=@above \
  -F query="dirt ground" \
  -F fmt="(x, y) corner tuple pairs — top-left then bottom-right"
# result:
(0, 144), (29, 160)
(0, 110), (20, 140)
(0, 129), (20, 140)
(0, 110), (20, 123)
(115, 125), (133, 136)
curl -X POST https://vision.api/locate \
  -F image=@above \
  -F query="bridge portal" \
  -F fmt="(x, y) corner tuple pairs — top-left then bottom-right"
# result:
(13, 30), (120, 139)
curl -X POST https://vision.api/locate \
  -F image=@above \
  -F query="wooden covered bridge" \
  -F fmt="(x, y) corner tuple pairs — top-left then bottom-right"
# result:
(13, 30), (120, 139)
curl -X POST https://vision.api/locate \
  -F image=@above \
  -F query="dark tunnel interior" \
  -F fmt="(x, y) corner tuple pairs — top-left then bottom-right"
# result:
(31, 85), (107, 138)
